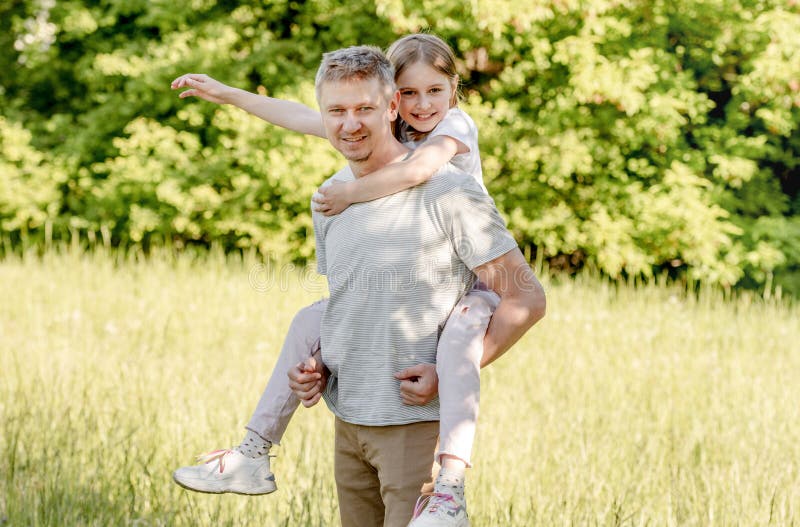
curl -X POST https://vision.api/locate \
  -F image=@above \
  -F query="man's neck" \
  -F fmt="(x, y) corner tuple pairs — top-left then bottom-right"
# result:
(350, 138), (410, 178)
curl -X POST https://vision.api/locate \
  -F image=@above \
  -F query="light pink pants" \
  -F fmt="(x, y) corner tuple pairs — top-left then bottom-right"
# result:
(246, 289), (499, 466)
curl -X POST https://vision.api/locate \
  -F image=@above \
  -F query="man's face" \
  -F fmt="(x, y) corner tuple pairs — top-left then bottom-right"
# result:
(318, 77), (399, 164)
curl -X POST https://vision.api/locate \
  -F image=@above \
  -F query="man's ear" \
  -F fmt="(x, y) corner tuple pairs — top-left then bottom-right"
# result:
(388, 90), (400, 121)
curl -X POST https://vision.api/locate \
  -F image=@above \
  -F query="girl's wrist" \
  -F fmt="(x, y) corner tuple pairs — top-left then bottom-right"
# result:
(343, 182), (358, 205)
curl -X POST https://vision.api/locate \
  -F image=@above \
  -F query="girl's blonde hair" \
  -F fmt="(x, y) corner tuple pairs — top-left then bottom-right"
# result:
(386, 33), (460, 107)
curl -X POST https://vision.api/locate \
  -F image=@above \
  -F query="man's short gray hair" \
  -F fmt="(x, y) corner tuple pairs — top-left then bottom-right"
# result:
(315, 45), (396, 102)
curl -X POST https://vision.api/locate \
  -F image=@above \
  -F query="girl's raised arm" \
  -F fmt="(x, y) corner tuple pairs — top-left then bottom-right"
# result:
(313, 135), (468, 215)
(171, 73), (326, 138)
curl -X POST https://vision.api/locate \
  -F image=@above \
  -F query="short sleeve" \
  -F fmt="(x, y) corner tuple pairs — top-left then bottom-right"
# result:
(429, 108), (474, 148)
(443, 181), (518, 270)
(428, 109), (486, 193)
(312, 166), (355, 275)
(313, 210), (327, 275)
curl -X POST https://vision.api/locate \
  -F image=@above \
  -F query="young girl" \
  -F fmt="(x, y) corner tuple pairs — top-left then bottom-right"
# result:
(171, 33), (497, 526)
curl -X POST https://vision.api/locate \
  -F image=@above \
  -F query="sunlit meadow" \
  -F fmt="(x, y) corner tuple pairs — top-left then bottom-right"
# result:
(1, 248), (798, 526)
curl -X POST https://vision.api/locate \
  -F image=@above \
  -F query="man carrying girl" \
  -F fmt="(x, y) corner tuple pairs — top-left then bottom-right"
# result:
(171, 36), (545, 527)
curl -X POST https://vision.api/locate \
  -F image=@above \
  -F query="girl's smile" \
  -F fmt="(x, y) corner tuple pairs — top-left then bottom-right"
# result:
(395, 61), (457, 134)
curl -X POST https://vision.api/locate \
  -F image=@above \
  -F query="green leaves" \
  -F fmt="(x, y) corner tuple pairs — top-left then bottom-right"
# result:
(1, 0), (798, 293)
(0, 118), (66, 235)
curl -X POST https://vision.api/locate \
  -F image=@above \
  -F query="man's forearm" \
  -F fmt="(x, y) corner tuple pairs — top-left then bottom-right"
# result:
(480, 287), (545, 368)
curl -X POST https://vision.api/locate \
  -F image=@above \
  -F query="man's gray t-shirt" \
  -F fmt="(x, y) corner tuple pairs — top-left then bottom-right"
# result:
(313, 163), (518, 426)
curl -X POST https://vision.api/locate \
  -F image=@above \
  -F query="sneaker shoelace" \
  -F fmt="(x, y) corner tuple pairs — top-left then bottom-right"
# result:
(412, 492), (463, 519)
(195, 449), (232, 473)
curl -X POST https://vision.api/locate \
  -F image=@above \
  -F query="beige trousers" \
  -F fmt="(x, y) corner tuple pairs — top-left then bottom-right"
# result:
(334, 418), (439, 527)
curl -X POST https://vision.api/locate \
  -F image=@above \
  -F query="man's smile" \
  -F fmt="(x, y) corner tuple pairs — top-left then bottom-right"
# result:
(341, 135), (367, 145)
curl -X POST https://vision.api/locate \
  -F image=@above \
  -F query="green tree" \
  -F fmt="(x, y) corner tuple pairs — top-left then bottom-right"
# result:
(1, 0), (798, 294)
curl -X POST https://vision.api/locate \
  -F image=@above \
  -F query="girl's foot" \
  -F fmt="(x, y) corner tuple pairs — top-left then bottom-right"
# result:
(172, 448), (277, 495)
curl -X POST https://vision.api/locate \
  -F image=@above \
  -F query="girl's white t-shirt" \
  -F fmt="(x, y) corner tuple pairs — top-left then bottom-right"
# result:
(399, 107), (488, 195)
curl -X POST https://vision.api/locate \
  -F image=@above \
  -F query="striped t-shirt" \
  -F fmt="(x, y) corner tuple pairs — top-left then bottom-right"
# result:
(313, 163), (518, 426)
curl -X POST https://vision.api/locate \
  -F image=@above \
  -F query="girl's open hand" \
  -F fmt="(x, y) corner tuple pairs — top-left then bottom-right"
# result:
(170, 73), (231, 105)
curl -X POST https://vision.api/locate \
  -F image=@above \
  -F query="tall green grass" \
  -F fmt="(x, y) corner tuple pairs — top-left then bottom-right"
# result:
(1, 248), (798, 526)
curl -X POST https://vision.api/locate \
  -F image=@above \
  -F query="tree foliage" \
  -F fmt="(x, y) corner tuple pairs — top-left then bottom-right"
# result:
(1, 0), (798, 293)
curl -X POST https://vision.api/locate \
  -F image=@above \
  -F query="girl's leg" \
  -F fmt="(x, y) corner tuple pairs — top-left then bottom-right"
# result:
(408, 288), (498, 524)
(435, 288), (499, 468)
(172, 298), (328, 495)
(245, 298), (327, 444)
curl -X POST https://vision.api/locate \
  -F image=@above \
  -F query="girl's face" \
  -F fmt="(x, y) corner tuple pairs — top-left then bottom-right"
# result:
(395, 61), (457, 134)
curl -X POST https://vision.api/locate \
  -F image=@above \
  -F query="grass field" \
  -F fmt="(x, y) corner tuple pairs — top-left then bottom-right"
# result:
(1, 248), (798, 526)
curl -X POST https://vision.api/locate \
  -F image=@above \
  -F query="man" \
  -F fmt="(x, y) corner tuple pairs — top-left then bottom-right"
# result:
(286, 45), (546, 527)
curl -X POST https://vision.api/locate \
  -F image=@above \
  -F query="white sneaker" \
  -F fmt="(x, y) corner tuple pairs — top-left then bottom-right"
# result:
(172, 449), (277, 495)
(407, 488), (469, 527)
